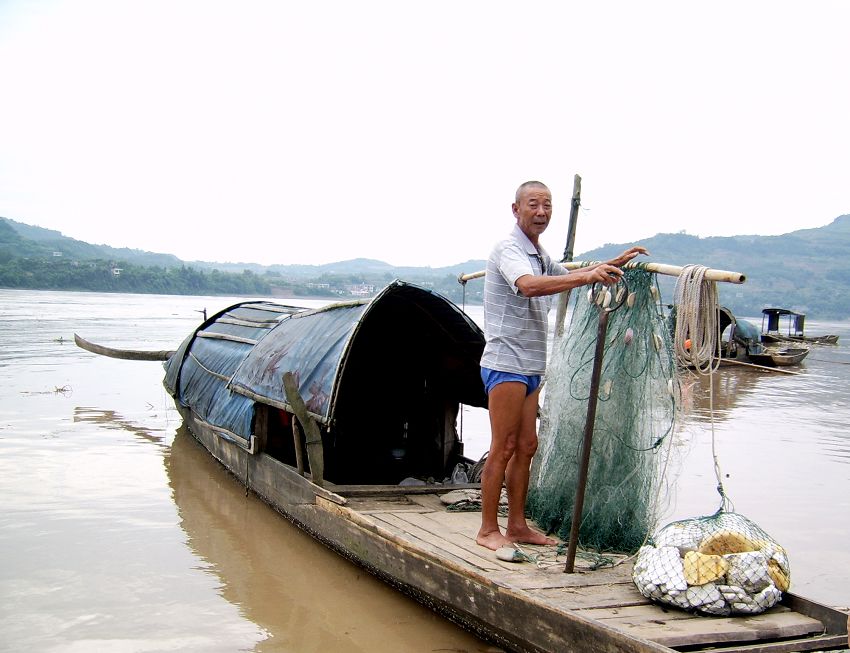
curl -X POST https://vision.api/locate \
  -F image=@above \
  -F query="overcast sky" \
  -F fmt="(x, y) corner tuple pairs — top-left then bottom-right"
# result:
(1, 1), (848, 268)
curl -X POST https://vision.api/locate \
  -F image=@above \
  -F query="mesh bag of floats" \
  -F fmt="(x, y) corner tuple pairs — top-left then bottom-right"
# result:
(633, 511), (791, 615)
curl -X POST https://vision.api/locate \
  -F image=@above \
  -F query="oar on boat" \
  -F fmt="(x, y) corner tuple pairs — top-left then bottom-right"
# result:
(74, 334), (175, 361)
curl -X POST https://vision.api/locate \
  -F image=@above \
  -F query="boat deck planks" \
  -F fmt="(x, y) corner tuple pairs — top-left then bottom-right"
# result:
(344, 496), (433, 513)
(578, 604), (824, 647)
(489, 561), (636, 590)
(336, 490), (848, 652)
(370, 511), (505, 572)
(534, 583), (653, 610)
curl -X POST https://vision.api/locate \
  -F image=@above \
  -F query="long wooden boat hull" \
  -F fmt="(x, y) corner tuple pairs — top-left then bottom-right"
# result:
(177, 405), (652, 652)
(178, 404), (849, 653)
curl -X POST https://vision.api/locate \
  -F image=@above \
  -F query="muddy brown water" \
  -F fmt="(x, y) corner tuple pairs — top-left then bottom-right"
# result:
(1, 289), (847, 651)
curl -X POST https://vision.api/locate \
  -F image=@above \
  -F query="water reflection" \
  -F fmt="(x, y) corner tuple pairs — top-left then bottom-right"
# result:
(678, 367), (766, 422)
(74, 406), (169, 449)
(165, 426), (491, 653)
(676, 346), (850, 467)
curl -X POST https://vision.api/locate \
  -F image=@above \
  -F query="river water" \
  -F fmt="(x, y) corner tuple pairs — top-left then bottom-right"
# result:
(1, 289), (848, 652)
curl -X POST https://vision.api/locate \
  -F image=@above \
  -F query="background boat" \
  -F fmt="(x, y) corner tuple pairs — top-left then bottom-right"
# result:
(747, 345), (810, 367)
(761, 308), (839, 345)
(718, 309), (811, 368)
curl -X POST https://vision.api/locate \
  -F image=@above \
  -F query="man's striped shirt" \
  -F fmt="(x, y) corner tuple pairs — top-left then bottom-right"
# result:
(480, 225), (568, 375)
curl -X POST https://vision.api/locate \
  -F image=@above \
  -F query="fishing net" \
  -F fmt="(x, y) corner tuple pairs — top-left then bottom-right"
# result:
(524, 263), (791, 615)
(528, 268), (677, 552)
(633, 511), (790, 615)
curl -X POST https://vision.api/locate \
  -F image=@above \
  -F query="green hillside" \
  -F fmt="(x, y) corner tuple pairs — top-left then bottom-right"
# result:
(2, 214), (848, 319)
(0, 217), (183, 267)
(0, 218), (270, 297)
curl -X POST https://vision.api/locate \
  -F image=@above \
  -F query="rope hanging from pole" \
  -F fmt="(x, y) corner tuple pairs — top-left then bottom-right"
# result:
(672, 265), (720, 375)
(670, 264), (733, 508)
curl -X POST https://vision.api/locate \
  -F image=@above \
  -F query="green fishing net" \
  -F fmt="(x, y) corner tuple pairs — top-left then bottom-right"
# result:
(522, 264), (789, 615)
(528, 268), (676, 552)
(633, 511), (790, 615)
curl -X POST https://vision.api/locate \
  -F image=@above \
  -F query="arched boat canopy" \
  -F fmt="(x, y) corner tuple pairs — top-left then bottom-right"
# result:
(227, 298), (369, 420)
(164, 280), (487, 449)
(163, 300), (304, 444)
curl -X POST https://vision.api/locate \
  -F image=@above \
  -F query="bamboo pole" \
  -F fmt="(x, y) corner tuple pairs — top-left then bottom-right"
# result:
(616, 261), (746, 284)
(458, 261), (746, 284)
(554, 175), (581, 338)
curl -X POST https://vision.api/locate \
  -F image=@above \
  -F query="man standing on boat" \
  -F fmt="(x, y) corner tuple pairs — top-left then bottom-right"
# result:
(476, 180), (648, 551)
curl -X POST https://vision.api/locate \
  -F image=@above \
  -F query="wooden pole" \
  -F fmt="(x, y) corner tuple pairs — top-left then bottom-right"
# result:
(458, 261), (746, 284)
(291, 420), (306, 475)
(717, 357), (800, 375)
(554, 175), (581, 338)
(282, 371), (325, 487)
(564, 303), (611, 573)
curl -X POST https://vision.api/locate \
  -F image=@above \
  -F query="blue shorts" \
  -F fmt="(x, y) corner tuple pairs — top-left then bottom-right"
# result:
(480, 367), (542, 396)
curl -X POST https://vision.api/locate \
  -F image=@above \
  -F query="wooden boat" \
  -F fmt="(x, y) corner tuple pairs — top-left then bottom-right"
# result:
(748, 345), (810, 367)
(761, 308), (839, 345)
(75, 280), (849, 653)
(713, 312), (810, 369)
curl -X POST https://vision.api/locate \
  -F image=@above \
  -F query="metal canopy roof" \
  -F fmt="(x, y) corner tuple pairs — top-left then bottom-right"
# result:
(164, 281), (487, 444)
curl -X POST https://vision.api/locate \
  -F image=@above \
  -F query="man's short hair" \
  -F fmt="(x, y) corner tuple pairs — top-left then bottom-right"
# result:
(515, 181), (550, 203)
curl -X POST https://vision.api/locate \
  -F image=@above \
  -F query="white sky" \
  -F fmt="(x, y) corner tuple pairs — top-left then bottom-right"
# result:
(1, 1), (848, 268)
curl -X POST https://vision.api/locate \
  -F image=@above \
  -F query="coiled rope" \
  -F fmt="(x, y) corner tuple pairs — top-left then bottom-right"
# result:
(672, 265), (720, 374)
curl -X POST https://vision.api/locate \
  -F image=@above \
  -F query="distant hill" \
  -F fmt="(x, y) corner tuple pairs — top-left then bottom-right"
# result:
(187, 255), (487, 280)
(581, 215), (850, 319)
(0, 217), (183, 268)
(2, 214), (849, 319)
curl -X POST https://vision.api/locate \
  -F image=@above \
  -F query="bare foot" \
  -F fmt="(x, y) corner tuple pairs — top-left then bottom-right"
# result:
(506, 526), (558, 546)
(476, 528), (512, 551)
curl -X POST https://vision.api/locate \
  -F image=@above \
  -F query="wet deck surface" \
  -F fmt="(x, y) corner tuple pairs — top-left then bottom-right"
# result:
(341, 491), (847, 652)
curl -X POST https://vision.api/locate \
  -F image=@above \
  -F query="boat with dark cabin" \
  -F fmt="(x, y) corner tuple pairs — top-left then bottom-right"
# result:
(717, 309), (810, 367)
(761, 308), (839, 345)
(75, 280), (849, 653)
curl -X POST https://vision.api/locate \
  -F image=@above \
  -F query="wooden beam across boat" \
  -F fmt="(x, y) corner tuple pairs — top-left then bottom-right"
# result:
(459, 261), (747, 284)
